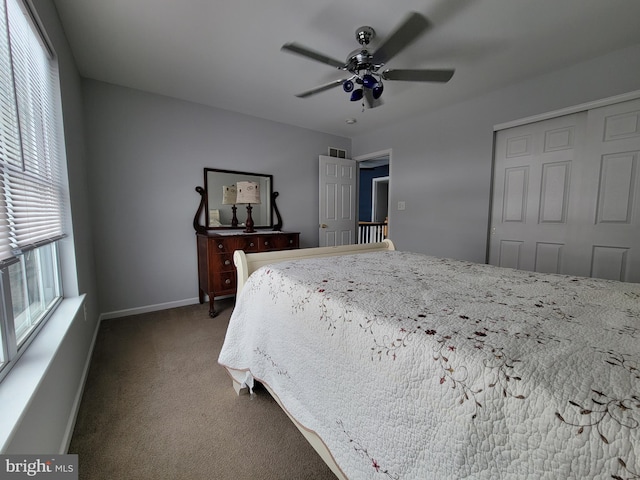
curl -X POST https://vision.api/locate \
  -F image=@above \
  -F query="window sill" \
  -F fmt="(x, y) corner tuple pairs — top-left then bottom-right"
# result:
(0, 295), (85, 452)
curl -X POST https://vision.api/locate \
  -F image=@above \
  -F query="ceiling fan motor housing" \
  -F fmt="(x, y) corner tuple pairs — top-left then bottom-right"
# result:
(349, 26), (381, 75)
(355, 26), (375, 46)
(346, 48), (378, 74)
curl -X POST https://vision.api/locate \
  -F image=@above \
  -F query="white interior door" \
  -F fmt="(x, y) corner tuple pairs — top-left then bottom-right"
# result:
(489, 98), (640, 282)
(319, 155), (357, 246)
(575, 99), (640, 281)
(490, 113), (587, 274)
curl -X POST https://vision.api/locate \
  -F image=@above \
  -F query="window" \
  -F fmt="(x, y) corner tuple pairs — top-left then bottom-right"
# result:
(0, 0), (66, 380)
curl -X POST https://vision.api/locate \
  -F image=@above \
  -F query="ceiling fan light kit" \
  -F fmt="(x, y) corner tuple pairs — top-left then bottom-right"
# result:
(362, 74), (377, 89)
(281, 12), (455, 109)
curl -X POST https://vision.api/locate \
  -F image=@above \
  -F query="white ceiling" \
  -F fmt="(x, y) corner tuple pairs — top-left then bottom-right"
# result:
(52, 0), (640, 137)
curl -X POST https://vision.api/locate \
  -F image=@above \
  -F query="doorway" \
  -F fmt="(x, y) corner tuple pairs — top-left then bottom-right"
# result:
(372, 176), (389, 223)
(355, 150), (391, 244)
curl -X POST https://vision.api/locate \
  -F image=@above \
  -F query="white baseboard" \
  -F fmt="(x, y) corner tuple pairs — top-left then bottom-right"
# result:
(99, 297), (203, 321)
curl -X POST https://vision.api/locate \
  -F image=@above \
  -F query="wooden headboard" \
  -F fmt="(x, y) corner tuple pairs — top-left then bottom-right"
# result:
(233, 239), (395, 295)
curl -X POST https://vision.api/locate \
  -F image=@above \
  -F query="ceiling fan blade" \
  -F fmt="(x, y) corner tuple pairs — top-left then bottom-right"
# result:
(371, 12), (431, 65)
(295, 79), (348, 98)
(281, 42), (346, 69)
(381, 68), (455, 82)
(363, 89), (384, 109)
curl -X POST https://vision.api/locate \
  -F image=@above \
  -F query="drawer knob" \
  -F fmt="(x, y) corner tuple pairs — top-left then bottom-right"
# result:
(264, 241), (269, 246)
(249, 242), (254, 247)
(218, 244), (224, 249)
(225, 279), (231, 285)
(224, 260), (231, 266)
(289, 239), (293, 243)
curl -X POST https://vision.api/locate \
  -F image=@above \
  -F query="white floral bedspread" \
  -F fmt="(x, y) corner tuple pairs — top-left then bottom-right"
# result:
(218, 251), (640, 479)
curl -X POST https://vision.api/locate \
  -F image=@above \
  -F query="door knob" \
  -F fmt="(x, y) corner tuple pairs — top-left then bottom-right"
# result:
(320, 224), (328, 228)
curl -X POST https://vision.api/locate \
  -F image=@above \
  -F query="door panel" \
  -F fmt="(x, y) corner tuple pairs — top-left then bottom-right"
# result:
(490, 113), (585, 274)
(502, 167), (528, 223)
(591, 246), (629, 280)
(319, 155), (357, 246)
(498, 240), (523, 269)
(539, 161), (570, 223)
(534, 242), (563, 274)
(578, 99), (640, 281)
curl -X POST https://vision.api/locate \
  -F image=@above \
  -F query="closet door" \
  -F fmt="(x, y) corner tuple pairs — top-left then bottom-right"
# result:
(573, 99), (640, 282)
(489, 112), (587, 275)
(489, 98), (640, 282)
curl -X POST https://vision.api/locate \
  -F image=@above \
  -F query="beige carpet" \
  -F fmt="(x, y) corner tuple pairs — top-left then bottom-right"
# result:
(69, 299), (336, 479)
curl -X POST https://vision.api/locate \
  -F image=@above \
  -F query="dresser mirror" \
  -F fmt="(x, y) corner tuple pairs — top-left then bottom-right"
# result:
(194, 168), (282, 231)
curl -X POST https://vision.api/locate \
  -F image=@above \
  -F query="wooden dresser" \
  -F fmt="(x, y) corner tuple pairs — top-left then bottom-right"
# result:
(197, 231), (300, 316)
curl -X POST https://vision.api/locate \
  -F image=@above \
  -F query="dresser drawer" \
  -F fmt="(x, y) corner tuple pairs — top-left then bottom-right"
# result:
(235, 236), (259, 253)
(275, 233), (299, 250)
(213, 270), (236, 293)
(212, 253), (234, 272)
(257, 233), (300, 251)
(257, 235), (278, 251)
(213, 238), (235, 254)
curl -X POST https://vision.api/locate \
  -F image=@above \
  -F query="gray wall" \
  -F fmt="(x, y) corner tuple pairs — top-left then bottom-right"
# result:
(353, 44), (640, 263)
(5, 0), (99, 453)
(83, 43), (640, 315)
(81, 80), (350, 315)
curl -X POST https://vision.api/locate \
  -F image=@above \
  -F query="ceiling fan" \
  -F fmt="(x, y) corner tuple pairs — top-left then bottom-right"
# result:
(281, 12), (455, 108)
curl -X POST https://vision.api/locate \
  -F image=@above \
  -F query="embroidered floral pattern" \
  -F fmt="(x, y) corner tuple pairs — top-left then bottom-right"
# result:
(254, 347), (290, 379)
(223, 250), (640, 478)
(337, 420), (399, 479)
(613, 457), (640, 480)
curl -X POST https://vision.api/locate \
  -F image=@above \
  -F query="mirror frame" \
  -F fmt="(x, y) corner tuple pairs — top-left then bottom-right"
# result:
(193, 168), (282, 232)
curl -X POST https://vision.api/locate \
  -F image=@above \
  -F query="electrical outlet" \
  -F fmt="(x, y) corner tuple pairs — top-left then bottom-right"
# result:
(397, 201), (406, 211)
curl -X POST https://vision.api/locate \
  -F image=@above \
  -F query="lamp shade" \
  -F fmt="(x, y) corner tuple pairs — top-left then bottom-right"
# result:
(221, 185), (237, 205)
(236, 181), (261, 204)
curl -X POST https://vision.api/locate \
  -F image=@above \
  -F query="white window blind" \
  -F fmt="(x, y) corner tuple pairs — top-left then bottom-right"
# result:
(0, 0), (64, 265)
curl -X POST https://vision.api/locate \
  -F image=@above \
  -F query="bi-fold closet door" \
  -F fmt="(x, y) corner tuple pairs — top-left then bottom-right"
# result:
(489, 97), (640, 282)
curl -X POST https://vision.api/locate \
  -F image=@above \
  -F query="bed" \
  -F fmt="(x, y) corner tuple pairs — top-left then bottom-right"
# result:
(218, 241), (640, 479)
